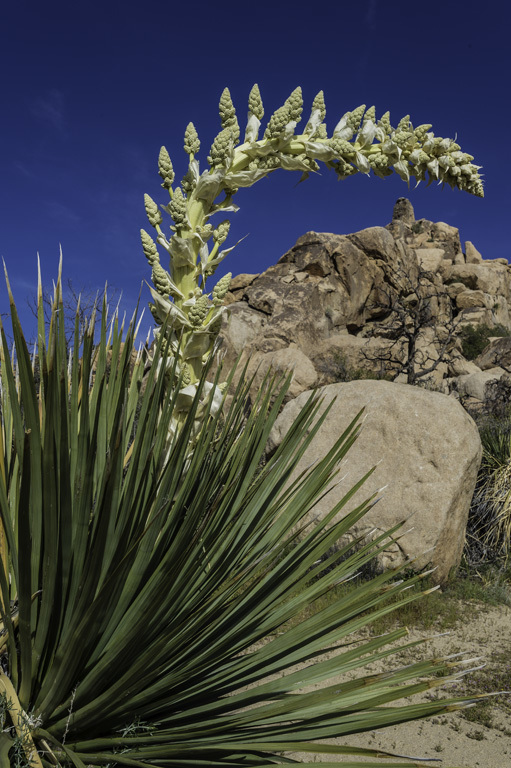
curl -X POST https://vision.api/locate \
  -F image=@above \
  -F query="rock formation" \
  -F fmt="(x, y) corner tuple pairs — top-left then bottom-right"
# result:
(220, 198), (510, 408)
(215, 199), (511, 577)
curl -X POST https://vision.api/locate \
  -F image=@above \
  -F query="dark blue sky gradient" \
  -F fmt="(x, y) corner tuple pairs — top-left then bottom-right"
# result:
(1, 0), (509, 339)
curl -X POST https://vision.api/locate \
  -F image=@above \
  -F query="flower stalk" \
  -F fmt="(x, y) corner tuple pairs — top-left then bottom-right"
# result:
(142, 84), (484, 429)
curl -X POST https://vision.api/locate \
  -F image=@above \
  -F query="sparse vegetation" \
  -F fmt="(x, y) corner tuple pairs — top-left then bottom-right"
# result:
(467, 417), (511, 562)
(315, 350), (393, 385)
(459, 322), (510, 360)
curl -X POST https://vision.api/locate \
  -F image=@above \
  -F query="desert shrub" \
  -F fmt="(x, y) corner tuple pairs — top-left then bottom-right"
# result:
(315, 350), (393, 384)
(459, 323), (510, 360)
(467, 417), (511, 563)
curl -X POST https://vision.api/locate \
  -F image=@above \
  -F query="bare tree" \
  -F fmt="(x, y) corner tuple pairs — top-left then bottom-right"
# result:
(361, 263), (459, 385)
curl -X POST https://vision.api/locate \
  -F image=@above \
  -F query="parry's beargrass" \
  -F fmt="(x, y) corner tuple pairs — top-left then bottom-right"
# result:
(0, 262), (494, 768)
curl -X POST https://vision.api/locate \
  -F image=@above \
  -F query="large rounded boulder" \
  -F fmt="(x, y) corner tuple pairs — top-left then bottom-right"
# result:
(267, 380), (482, 582)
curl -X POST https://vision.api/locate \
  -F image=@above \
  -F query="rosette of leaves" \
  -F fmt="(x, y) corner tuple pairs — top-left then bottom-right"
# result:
(0, 267), (493, 767)
(142, 84), (484, 409)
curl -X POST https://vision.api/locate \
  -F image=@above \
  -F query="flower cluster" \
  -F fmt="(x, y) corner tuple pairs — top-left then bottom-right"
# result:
(141, 84), (483, 419)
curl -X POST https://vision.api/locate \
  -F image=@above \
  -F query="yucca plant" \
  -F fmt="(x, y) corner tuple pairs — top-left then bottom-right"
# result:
(0, 261), (494, 768)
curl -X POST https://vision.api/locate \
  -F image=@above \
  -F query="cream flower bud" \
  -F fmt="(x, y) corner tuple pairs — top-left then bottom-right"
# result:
(149, 302), (163, 325)
(368, 152), (390, 169)
(180, 363), (191, 386)
(141, 228), (160, 266)
(333, 158), (357, 178)
(144, 193), (162, 227)
(316, 124), (328, 139)
(363, 106), (376, 124)
(168, 187), (188, 228)
(219, 88), (239, 137)
(393, 130), (414, 148)
(264, 105), (291, 139)
(284, 87), (303, 122)
(311, 90), (326, 121)
(213, 220), (230, 244)
(158, 146), (175, 189)
(212, 272), (232, 304)
(188, 295), (210, 327)
(397, 115), (411, 132)
(347, 105), (366, 131)
(208, 127), (233, 167)
(258, 155), (280, 170)
(377, 111), (392, 135)
(200, 222), (214, 239)
(330, 137), (355, 156)
(184, 122), (200, 156)
(152, 263), (172, 297)
(181, 168), (196, 195)
(219, 87), (240, 144)
(414, 124), (432, 143)
(248, 84), (264, 119)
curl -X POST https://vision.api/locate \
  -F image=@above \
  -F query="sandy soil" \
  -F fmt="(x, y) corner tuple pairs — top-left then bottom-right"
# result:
(289, 601), (511, 767)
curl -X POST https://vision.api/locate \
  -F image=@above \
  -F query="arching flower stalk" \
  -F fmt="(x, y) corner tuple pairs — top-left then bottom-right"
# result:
(142, 84), (483, 433)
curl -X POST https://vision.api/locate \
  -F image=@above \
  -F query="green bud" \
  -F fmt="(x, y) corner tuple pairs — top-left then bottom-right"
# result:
(168, 187), (188, 228)
(141, 228), (159, 266)
(284, 86), (303, 122)
(152, 263), (172, 296)
(248, 84), (264, 119)
(184, 122), (200, 156)
(212, 272), (232, 304)
(144, 193), (162, 227)
(158, 146), (175, 189)
(311, 90), (326, 121)
(264, 105), (291, 139)
(219, 87), (240, 143)
(188, 295), (210, 327)
(208, 127), (233, 167)
(213, 220), (230, 244)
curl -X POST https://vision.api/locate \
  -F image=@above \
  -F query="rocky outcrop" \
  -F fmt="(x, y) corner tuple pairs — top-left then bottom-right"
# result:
(267, 380), (482, 582)
(214, 199), (511, 579)
(221, 198), (510, 408)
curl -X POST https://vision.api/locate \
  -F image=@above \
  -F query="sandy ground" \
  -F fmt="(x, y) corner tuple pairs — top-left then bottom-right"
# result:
(288, 601), (511, 767)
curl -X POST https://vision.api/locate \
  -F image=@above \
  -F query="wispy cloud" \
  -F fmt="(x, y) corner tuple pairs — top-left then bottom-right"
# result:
(30, 88), (67, 135)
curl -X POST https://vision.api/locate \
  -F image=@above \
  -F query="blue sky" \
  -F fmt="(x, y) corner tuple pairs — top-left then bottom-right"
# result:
(1, 0), (509, 340)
